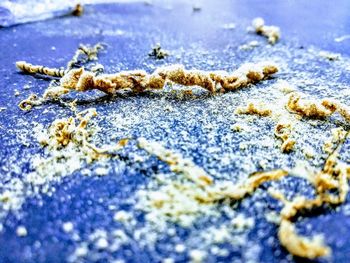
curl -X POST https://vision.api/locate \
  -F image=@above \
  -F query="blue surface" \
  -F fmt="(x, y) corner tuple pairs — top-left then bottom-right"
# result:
(1, 1), (350, 262)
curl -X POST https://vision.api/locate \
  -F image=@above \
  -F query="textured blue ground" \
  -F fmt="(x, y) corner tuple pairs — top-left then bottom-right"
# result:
(1, 1), (350, 262)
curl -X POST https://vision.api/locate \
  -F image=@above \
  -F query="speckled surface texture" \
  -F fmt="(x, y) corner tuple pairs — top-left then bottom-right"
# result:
(1, 1), (350, 262)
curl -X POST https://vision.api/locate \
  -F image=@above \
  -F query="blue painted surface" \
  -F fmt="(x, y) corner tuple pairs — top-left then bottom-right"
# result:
(0, 1), (350, 262)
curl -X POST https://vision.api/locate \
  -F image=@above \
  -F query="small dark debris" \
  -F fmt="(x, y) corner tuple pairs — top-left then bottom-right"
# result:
(148, 43), (169, 60)
(72, 4), (84, 16)
(192, 5), (202, 12)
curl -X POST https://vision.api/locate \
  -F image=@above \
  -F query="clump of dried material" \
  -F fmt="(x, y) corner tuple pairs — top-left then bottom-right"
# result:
(33, 109), (128, 178)
(287, 93), (335, 118)
(210, 62), (278, 91)
(17, 44), (106, 110)
(18, 57), (278, 110)
(58, 61), (277, 95)
(252, 17), (280, 45)
(274, 121), (296, 153)
(72, 3), (83, 16)
(42, 108), (128, 156)
(287, 92), (350, 122)
(235, 102), (272, 116)
(148, 43), (169, 59)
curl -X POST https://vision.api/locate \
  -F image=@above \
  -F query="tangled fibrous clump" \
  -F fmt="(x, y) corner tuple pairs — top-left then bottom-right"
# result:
(252, 17), (281, 45)
(17, 44), (106, 110)
(274, 121), (296, 153)
(17, 53), (278, 110)
(67, 43), (105, 70)
(40, 108), (128, 159)
(287, 92), (350, 122)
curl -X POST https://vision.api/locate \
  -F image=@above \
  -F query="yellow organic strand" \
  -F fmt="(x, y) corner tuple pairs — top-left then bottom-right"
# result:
(138, 134), (350, 260)
(137, 138), (213, 187)
(16, 61), (66, 78)
(278, 219), (330, 259)
(16, 44), (105, 79)
(48, 62), (278, 95)
(17, 46), (278, 110)
(137, 138), (288, 196)
(269, 131), (350, 259)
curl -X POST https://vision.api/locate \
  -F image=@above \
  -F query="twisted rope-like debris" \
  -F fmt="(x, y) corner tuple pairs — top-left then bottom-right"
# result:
(17, 58), (278, 110)
(16, 61), (66, 78)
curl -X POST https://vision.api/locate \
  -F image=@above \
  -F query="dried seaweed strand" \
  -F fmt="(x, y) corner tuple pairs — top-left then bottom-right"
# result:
(137, 138), (288, 202)
(137, 138), (213, 187)
(16, 61), (65, 78)
(270, 131), (349, 259)
(208, 169), (288, 202)
(17, 52), (278, 110)
(16, 44), (104, 79)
